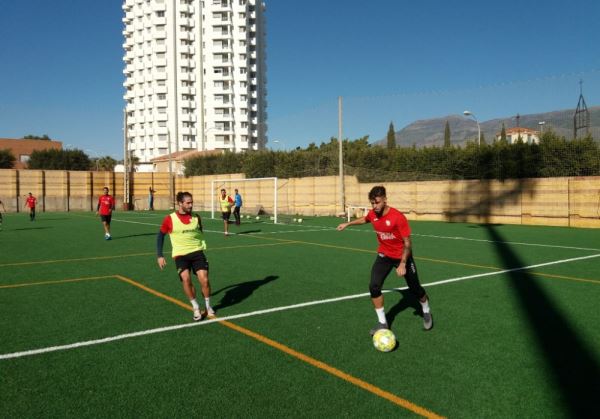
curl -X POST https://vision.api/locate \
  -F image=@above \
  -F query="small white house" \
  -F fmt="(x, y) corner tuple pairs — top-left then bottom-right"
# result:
(496, 127), (540, 144)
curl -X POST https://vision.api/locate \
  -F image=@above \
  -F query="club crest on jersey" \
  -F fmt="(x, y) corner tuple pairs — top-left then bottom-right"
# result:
(385, 220), (391, 226)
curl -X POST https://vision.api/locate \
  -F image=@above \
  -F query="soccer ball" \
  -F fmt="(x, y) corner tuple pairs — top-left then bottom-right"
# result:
(297, 218), (303, 223)
(246, 215), (251, 219)
(372, 329), (396, 352)
(255, 216), (260, 220)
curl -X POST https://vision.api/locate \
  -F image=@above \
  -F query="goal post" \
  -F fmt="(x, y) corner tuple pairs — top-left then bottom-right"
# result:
(346, 204), (370, 222)
(211, 177), (278, 223)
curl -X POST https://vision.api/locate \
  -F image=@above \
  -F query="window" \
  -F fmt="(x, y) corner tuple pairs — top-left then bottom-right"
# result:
(240, 67), (247, 74)
(157, 93), (166, 100)
(156, 11), (165, 17)
(157, 107), (167, 114)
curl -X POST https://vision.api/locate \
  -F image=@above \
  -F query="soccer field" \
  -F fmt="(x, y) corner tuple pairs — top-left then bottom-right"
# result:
(1, 211), (599, 418)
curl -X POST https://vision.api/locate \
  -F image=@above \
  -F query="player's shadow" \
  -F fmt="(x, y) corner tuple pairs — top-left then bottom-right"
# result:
(12, 226), (52, 231)
(386, 289), (422, 328)
(212, 275), (278, 311)
(236, 229), (262, 235)
(111, 232), (157, 240)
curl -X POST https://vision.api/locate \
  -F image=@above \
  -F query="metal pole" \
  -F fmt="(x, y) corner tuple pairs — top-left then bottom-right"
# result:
(123, 109), (130, 209)
(168, 129), (174, 209)
(338, 96), (345, 215)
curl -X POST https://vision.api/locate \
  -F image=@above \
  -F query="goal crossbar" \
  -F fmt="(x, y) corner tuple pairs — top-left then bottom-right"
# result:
(211, 177), (278, 223)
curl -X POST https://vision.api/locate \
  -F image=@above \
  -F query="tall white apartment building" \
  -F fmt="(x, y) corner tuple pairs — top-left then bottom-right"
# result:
(122, 0), (267, 163)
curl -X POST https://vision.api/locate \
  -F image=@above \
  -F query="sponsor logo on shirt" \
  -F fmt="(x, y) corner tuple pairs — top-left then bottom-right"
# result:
(376, 231), (397, 240)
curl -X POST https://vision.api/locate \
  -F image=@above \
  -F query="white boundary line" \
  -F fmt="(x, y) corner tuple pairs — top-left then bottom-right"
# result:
(2, 253), (598, 361)
(114, 216), (600, 251)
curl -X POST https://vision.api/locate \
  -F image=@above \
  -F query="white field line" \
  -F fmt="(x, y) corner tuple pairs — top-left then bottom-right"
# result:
(114, 217), (600, 252)
(91, 214), (600, 252)
(2, 252), (599, 361)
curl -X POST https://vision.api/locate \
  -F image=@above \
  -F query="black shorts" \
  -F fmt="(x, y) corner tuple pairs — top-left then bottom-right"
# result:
(100, 215), (112, 224)
(370, 254), (425, 299)
(221, 211), (231, 221)
(175, 250), (209, 278)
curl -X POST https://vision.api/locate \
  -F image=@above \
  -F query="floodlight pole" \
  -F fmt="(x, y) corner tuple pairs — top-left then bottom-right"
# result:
(338, 96), (345, 215)
(123, 109), (130, 210)
(463, 110), (480, 146)
(168, 129), (174, 209)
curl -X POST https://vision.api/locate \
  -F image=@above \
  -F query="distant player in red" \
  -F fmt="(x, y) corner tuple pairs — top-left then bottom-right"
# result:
(96, 187), (115, 240)
(24, 193), (37, 221)
(337, 185), (433, 335)
(0, 199), (6, 229)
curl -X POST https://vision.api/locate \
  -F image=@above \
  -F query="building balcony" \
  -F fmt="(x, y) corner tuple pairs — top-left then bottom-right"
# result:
(152, 2), (166, 12)
(152, 16), (166, 26)
(152, 29), (167, 40)
(154, 85), (168, 94)
(153, 58), (167, 67)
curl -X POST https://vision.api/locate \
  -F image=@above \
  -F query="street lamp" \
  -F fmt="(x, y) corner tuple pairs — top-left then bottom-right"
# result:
(272, 139), (286, 150)
(538, 121), (546, 133)
(463, 110), (481, 146)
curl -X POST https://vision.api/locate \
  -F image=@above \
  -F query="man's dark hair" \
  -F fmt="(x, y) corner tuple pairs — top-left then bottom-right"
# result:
(368, 186), (386, 201)
(176, 191), (193, 203)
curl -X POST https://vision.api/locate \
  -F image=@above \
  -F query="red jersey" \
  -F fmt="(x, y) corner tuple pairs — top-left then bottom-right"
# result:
(26, 196), (37, 208)
(160, 212), (194, 234)
(97, 195), (115, 216)
(365, 207), (411, 259)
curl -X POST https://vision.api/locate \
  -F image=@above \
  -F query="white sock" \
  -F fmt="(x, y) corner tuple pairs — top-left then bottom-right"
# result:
(190, 299), (200, 310)
(420, 298), (430, 314)
(204, 297), (212, 310)
(375, 307), (387, 324)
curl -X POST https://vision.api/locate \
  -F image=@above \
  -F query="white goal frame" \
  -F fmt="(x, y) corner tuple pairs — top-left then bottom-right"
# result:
(346, 204), (370, 222)
(211, 177), (279, 223)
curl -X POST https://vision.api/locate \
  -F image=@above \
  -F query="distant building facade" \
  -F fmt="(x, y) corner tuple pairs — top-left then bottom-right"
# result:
(122, 0), (268, 164)
(0, 138), (63, 169)
(496, 127), (540, 144)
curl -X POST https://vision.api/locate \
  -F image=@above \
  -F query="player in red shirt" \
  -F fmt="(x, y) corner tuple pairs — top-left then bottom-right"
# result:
(96, 187), (116, 240)
(337, 185), (433, 335)
(24, 193), (37, 221)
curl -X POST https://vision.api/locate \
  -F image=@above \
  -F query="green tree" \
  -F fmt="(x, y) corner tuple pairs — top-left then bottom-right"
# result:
(0, 149), (16, 168)
(500, 123), (507, 143)
(444, 120), (451, 148)
(27, 149), (91, 170)
(23, 134), (51, 140)
(96, 156), (117, 171)
(386, 122), (396, 149)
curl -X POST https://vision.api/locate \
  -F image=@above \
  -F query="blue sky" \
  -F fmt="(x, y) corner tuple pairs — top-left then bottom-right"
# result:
(1, 0), (598, 157)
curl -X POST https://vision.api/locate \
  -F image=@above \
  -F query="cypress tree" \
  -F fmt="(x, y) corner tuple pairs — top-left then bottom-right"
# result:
(386, 122), (396, 149)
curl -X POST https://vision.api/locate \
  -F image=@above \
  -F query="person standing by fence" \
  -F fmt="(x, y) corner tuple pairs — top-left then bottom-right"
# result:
(233, 188), (243, 225)
(24, 193), (37, 222)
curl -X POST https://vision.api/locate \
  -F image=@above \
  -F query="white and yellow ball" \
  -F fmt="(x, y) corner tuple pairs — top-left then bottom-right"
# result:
(372, 328), (396, 352)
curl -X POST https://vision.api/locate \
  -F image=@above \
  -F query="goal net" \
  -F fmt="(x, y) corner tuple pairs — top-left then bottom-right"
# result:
(211, 177), (279, 223)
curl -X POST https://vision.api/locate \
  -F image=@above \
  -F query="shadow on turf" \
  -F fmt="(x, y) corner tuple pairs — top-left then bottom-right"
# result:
(386, 289), (422, 329)
(235, 229), (262, 235)
(12, 226), (52, 231)
(447, 178), (599, 417)
(110, 232), (157, 240)
(212, 275), (278, 310)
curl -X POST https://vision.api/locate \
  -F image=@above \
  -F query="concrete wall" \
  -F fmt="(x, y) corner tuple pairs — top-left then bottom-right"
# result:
(0, 169), (598, 228)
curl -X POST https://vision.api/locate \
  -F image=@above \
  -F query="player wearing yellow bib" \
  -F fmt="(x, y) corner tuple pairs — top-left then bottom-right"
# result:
(157, 191), (215, 321)
(219, 188), (234, 236)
